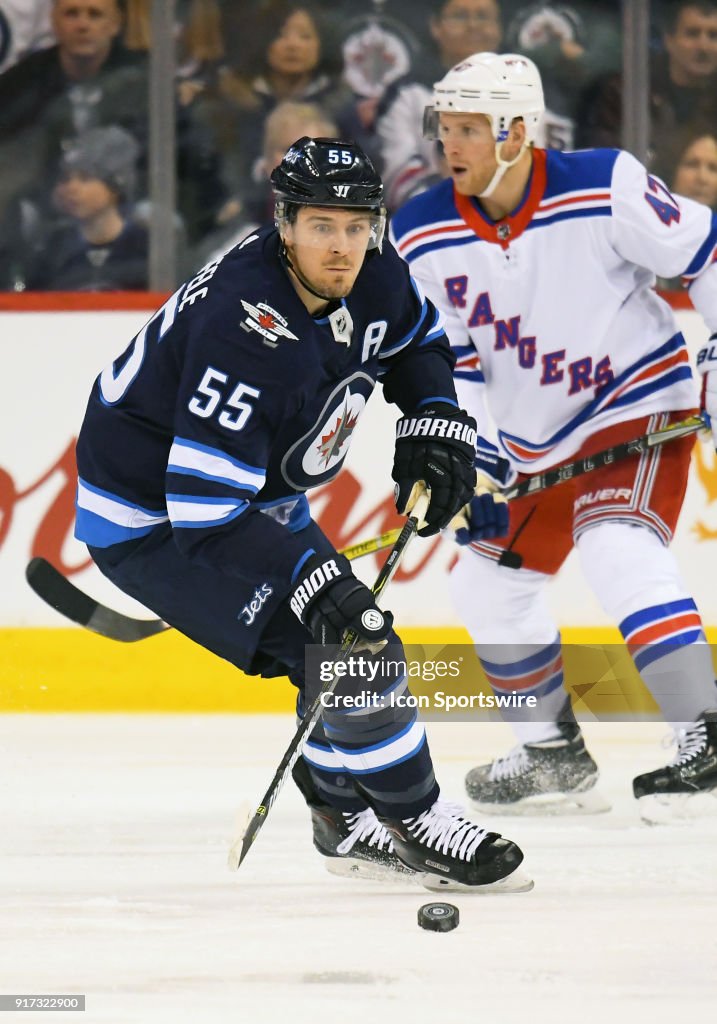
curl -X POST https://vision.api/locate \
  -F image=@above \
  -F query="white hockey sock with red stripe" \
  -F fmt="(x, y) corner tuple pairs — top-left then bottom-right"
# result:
(578, 522), (715, 724)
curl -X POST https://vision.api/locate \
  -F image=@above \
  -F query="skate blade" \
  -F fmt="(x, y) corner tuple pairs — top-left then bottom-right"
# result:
(325, 857), (534, 894)
(324, 857), (415, 883)
(419, 864), (534, 895)
(637, 790), (717, 825)
(469, 785), (611, 817)
(227, 800), (253, 871)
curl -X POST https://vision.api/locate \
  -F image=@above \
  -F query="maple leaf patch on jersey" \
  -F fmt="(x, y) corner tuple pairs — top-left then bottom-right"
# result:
(240, 299), (298, 346)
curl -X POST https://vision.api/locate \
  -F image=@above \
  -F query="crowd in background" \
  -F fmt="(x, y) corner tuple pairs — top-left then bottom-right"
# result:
(0, 0), (715, 292)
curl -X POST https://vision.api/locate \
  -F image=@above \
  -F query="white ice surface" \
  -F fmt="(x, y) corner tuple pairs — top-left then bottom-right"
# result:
(1, 716), (715, 1024)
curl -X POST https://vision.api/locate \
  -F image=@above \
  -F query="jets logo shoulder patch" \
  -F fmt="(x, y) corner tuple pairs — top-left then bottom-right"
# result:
(240, 300), (299, 347)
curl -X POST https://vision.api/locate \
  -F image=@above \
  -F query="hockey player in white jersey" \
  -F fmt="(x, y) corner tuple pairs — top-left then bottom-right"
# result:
(390, 52), (717, 822)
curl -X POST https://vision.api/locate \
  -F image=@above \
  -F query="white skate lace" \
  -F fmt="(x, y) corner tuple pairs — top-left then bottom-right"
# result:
(404, 799), (489, 861)
(668, 720), (707, 766)
(336, 808), (394, 856)
(488, 745), (530, 781)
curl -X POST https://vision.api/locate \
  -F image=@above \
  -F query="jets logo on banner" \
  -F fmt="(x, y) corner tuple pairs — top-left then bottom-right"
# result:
(240, 300), (298, 347)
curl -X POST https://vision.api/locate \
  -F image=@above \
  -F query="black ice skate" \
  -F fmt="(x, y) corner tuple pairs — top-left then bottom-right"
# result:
(633, 710), (717, 824)
(465, 716), (610, 815)
(292, 758), (415, 882)
(379, 799), (534, 893)
(310, 802), (417, 881)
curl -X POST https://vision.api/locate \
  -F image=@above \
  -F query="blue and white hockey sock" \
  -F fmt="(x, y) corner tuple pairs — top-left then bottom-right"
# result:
(478, 635), (569, 744)
(620, 598), (716, 726)
(299, 675), (439, 819)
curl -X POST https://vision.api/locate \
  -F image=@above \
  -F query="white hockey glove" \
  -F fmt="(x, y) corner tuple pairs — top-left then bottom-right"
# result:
(452, 438), (513, 544)
(697, 335), (717, 448)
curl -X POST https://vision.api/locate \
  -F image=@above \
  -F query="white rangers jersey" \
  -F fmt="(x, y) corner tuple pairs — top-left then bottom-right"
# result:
(0, 0), (52, 73)
(391, 147), (717, 473)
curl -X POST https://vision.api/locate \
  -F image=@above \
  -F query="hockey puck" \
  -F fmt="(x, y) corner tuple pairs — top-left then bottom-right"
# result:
(417, 902), (459, 932)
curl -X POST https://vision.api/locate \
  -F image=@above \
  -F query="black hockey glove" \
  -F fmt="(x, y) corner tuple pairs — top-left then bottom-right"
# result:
(392, 404), (477, 537)
(289, 552), (394, 649)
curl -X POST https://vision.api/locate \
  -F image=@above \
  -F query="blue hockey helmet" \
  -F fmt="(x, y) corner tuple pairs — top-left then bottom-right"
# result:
(272, 137), (386, 249)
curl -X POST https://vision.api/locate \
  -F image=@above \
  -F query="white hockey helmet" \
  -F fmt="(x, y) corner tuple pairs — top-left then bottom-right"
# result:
(424, 52), (544, 144)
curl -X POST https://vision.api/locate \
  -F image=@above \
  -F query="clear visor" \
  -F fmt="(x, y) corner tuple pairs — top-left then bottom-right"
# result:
(423, 106), (440, 140)
(425, 105), (501, 142)
(276, 206), (386, 251)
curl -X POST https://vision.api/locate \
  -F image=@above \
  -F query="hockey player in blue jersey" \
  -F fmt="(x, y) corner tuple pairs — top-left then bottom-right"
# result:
(73, 136), (532, 892)
(390, 53), (717, 823)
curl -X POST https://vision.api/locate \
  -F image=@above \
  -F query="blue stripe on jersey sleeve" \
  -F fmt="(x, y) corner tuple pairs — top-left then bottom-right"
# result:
(390, 178), (458, 243)
(291, 548), (316, 582)
(77, 477), (166, 517)
(74, 477), (169, 547)
(167, 464), (258, 491)
(683, 213), (717, 277)
(403, 233), (480, 264)
(167, 494), (250, 529)
(168, 436), (266, 493)
(418, 308), (444, 345)
(415, 395), (458, 409)
(527, 206), (612, 230)
(75, 507), (161, 548)
(379, 297), (429, 359)
(455, 369), (486, 382)
(451, 344), (476, 358)
(542, 148), (620, 199)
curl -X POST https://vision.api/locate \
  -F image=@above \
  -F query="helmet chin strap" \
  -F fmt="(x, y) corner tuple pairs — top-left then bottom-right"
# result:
(478, 139), (528, 199)
(279, 241), (335, 303)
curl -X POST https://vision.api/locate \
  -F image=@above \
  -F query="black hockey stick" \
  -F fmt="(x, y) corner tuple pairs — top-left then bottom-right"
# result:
(495, 413), (705, 569)
(25, 557), (170, 642)
(343, 413), (707, 563)
(227, 492), (430, 871)
(502, 413), (705, 502)
(24, 528), (410, 644)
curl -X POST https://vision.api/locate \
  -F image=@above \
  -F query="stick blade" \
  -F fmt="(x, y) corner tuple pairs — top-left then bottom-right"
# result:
(26, 557), (97, 626)
(227, 801), (255, 872)
(25, 557), (168, 642)
(86, 605), (168, 642)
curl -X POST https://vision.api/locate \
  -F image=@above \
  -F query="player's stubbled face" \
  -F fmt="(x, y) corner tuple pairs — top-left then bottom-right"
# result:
(438, 112), (499, 196)
(284, 208), (372, 299)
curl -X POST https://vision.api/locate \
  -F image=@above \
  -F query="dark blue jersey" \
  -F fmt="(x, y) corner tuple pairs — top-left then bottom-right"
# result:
(28, 219), (149, 291)
(75, 227), (458, 596)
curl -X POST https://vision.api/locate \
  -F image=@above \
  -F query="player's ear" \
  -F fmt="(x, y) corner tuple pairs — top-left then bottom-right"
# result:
(509, 118), (526, 146)
(503, 118), (526, 159)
